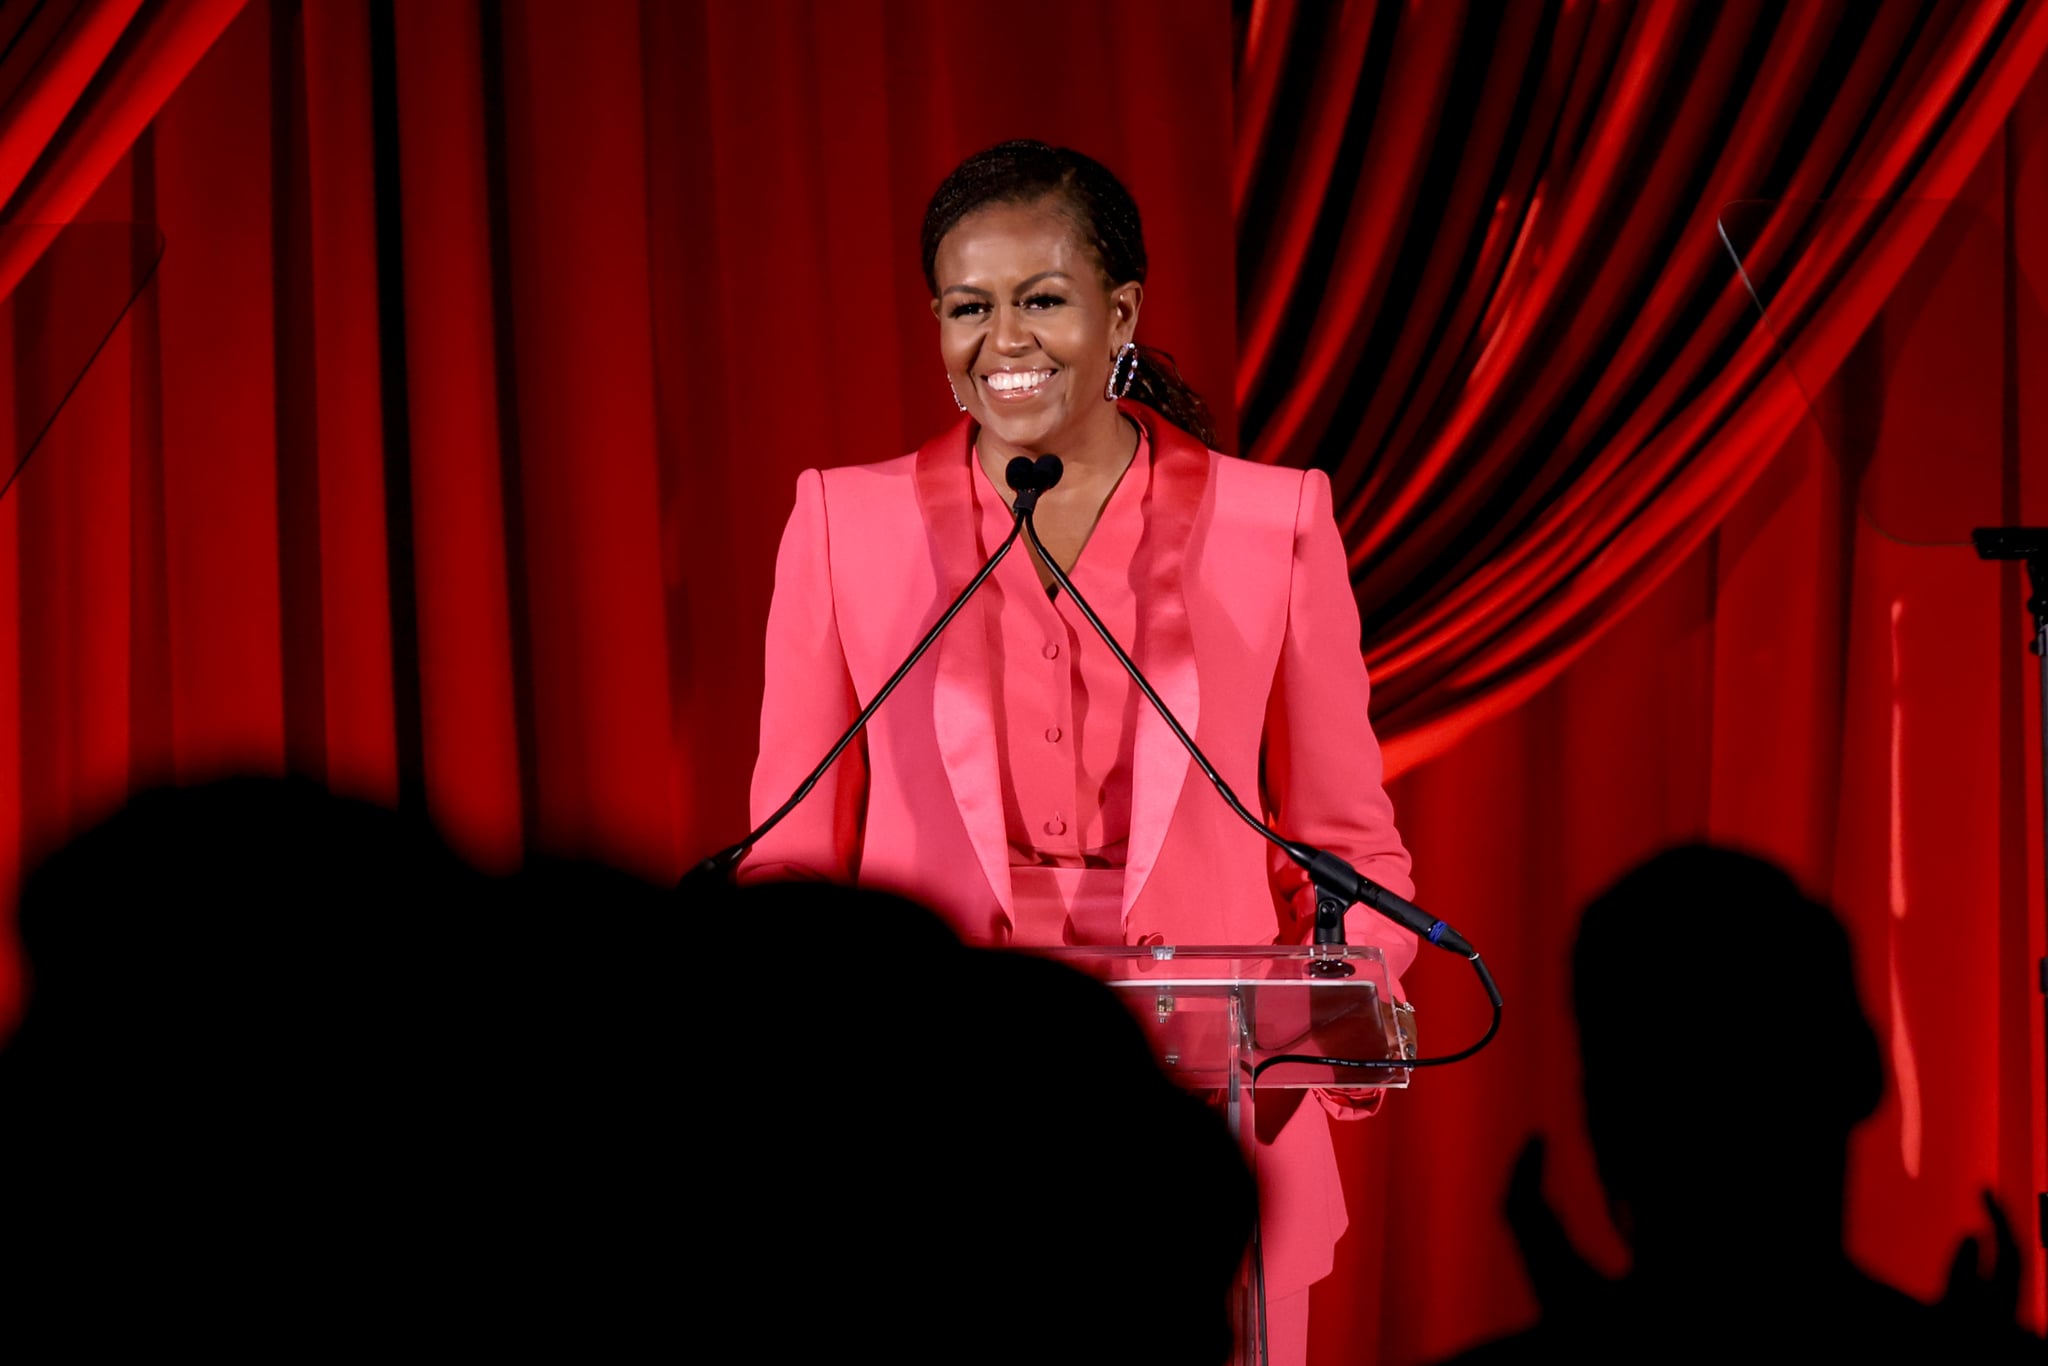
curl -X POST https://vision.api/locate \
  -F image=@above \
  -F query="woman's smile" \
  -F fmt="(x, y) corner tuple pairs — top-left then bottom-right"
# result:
(982, 367), (1058, 401)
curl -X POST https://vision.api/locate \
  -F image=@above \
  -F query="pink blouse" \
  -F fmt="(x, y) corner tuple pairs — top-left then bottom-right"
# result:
(970, 425), (1153, 944)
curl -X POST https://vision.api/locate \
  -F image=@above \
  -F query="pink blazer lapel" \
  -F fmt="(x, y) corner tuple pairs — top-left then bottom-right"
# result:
(913, 419), (1015, 921)
(911, 406), (1211, 938)
(1119, 404), (1207, 928)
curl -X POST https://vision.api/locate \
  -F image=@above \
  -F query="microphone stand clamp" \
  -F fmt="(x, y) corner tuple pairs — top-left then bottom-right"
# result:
(1308, 872), (1359, 977)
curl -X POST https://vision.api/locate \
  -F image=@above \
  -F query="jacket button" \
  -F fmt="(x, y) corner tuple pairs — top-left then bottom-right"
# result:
(1044, 815), (1067, 836)
(1044, 726), (1062, 743)
(1043, 643), (1059, 659)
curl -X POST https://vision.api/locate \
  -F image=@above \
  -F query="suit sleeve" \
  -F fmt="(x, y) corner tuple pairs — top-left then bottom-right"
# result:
(1261, 471), (1417, 1119)
(1261, 471), (1418, 974)
(738, 469), (867, 884)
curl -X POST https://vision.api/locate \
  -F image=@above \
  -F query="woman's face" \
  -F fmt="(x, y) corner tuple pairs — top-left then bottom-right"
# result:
(931, 198), (1141, 457)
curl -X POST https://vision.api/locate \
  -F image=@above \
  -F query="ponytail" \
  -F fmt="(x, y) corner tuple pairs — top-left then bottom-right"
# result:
(1126, 344), (1218, 451)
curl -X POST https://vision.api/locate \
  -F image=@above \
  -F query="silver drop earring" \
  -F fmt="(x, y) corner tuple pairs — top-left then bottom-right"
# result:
(947, 372), (968, 412)
(1106, 342), (1138, 401)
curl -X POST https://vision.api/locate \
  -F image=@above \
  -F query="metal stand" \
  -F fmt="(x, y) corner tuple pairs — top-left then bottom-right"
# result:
(1971, 527), (2048, 1284)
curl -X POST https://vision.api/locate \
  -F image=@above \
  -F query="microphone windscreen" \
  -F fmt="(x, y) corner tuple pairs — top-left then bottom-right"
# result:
(1005, 456), (1038, 493)
(1034, 455), (1064, 491)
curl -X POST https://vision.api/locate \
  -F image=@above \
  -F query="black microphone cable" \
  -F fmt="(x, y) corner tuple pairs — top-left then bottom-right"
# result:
(680, 459), (1060, 891)
(1014, 453), (1502, 1065)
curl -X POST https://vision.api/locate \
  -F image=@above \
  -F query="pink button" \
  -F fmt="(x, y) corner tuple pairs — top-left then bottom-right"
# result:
(1044, 815), (1067, 836)
(1042, 643), (1059, 659)
(1044, 726), (1062, 743)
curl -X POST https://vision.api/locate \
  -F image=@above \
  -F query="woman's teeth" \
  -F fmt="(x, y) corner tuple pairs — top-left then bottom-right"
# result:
(985, 369), (1053, 396)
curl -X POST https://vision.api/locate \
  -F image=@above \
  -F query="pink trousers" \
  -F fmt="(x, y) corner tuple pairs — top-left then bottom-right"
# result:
(1010, 864), (1317, 1366)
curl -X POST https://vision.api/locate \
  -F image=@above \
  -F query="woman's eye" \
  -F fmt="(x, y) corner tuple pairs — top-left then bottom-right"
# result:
(948, 301), (988, 320)
(1023, 293), (1064, 309)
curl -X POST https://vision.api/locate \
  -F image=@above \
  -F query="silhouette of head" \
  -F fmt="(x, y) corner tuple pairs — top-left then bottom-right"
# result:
(1572, 844), (1883, 1255)
(0, 776), (681, 1349)
(699, 880), (1258, 1365)
(1435, 846), (2042, 1363)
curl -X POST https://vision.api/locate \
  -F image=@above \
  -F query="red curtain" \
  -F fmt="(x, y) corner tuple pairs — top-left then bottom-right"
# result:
(1230, 10), (2048, 1350)
(0, 0), (1240, 883)
(1236, 0), (2048, 772)
(0, 1), (2042, 1361)
(0, 0), (246, 294)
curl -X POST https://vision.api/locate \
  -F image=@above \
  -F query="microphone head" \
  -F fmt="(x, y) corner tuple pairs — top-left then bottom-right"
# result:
(1004, 456), (1038, 494)
(1033, 455), (1064, 492)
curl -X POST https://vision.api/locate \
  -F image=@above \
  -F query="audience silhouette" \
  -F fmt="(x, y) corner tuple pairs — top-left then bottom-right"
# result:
(1438, 843), (2043, 1363)
(46, 790), (2036, 1360)
(0, 776), (684, 1349)
(690, 878), (1259, 1364)
(0, 777), (1254, 1362)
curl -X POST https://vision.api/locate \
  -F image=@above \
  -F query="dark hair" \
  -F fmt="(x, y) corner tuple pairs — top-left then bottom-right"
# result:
(921, 139), (1219, 449)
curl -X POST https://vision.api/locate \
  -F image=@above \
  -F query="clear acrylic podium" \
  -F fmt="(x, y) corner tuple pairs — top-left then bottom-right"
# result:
(1036, 943), (1416, 1366)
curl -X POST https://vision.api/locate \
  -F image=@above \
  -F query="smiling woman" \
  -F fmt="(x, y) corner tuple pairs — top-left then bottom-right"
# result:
(740, 138), (1413, 1366)
(924, 140), (1218, 449)
(930, 195), (1145, 595)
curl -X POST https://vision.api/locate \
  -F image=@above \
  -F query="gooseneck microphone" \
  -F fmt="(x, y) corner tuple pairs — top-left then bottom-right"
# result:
(1004, 453), (1062, 514)
(1016, 455), (1495, 1003)
(680, 459), (1056, 892)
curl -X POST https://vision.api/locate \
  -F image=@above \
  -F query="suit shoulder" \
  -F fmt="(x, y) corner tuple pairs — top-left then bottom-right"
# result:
(802, 452), (921, 518)
(1205, 453), (1313, 533)
(816, 451), (920, 487)
(1207, 451), (1299, 481)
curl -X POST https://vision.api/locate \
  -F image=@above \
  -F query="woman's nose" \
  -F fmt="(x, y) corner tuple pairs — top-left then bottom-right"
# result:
(990, 302), (1034, 352)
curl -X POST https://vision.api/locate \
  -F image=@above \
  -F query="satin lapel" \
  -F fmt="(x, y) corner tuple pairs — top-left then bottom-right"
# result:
(914, 418), (1014, 921)
(1120, 403), (1207, 928)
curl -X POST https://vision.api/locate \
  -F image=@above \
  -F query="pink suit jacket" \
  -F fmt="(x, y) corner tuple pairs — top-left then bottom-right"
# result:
(745, 402), (1416, 1290)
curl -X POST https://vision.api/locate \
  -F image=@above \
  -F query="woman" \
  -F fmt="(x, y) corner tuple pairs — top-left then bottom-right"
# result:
(744, 140), (1414, 1365)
